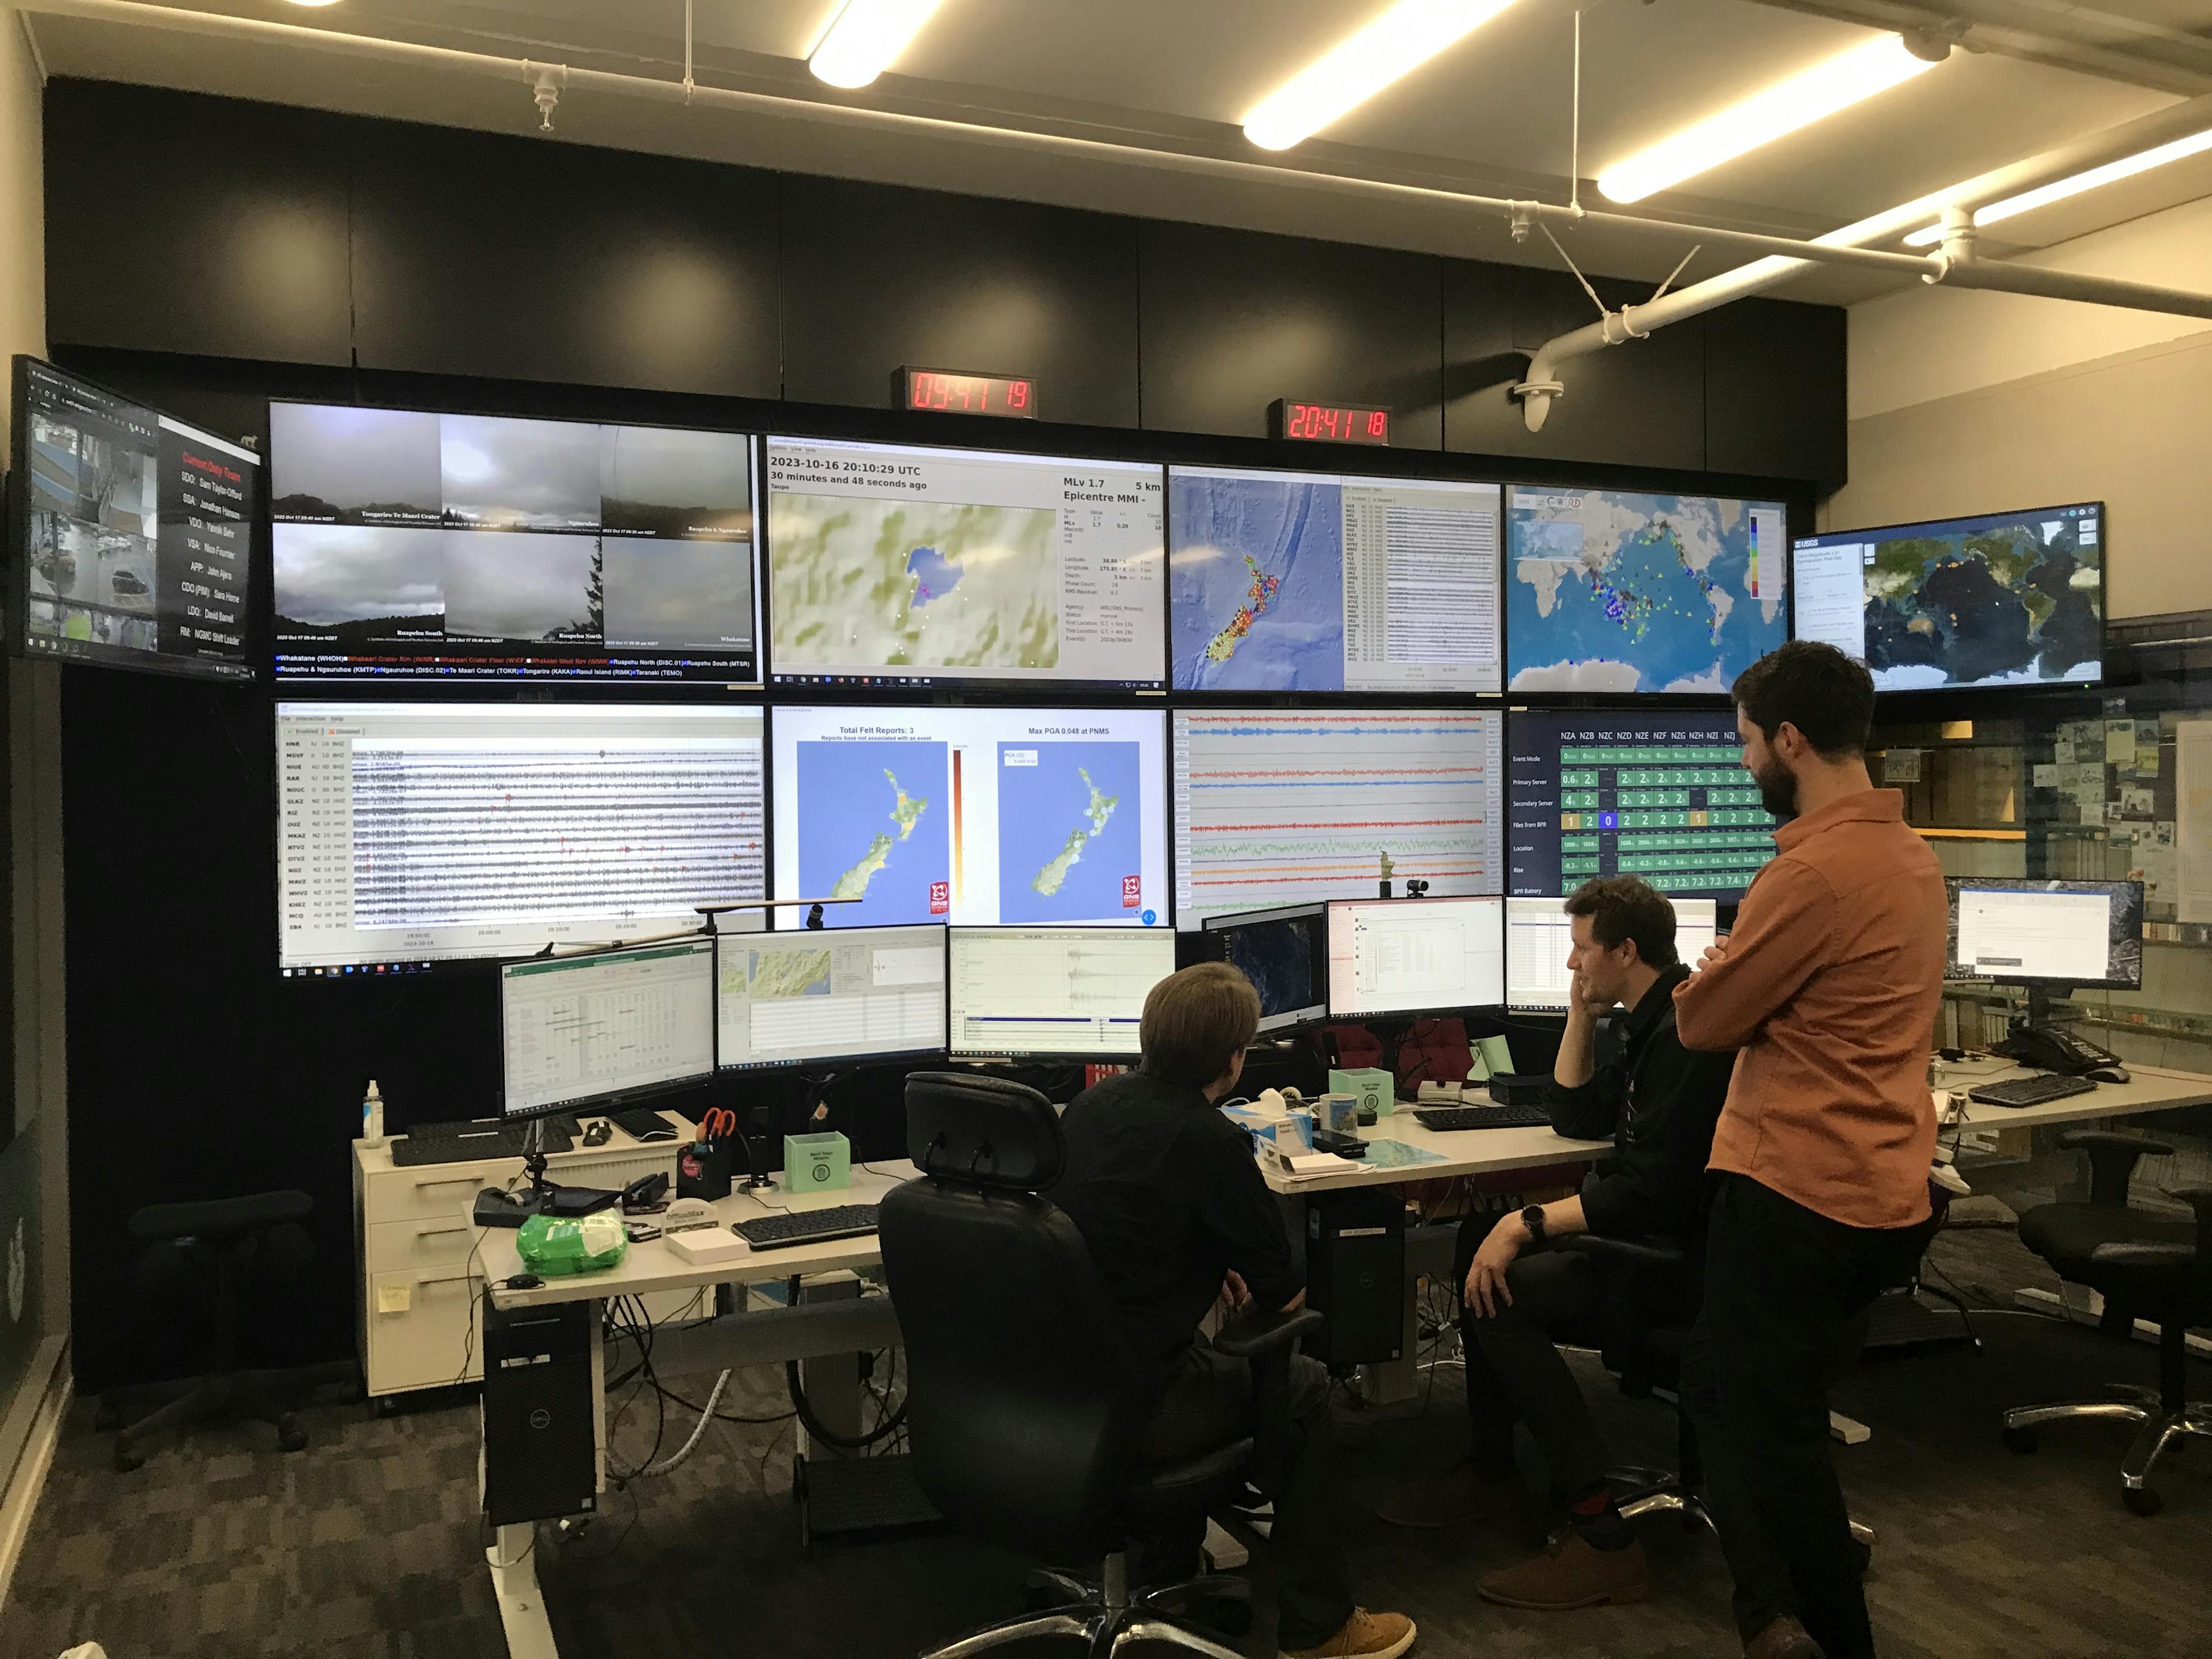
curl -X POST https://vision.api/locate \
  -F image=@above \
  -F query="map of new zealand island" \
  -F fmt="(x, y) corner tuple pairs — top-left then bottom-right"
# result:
(997, 741), (1145, 925)
(795, 740), (950, 926)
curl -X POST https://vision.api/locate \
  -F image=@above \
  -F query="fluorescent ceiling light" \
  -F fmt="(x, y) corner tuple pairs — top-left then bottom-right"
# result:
(809, 0), (947, 90)
(1243, 0), (1521, 152)
(1903, 124), (2212, 245)
(1597, 35), (1940, 204)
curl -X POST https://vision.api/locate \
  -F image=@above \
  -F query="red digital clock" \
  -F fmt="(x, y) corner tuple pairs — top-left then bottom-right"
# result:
(1271, 399), (1391, 446)
(899, 368), (1038, 419)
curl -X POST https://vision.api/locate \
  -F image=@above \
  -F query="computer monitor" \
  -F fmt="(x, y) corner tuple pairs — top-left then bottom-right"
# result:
(716, 923), (948, 1070)
(270, 402), (760, 684)
(1504, 486), (1787, 693)
(947, 925), (1177, 1059)
(764, 435), (1165, 691)
(1504, 895), (1718, 1010)
(1945, 878), (2144, 991)
(276, 701), (765, 974)
(1200, 904), (1328, 1034)
(499, 939), (717, 1120)
(1324, 896), (1505, 1020)
(9, 355), (259, 682)
(1168, 464), (1501, 693)
(1172, 707), (1505, 929)
(1508, 709), (1775, 900)
(770, 704), (1169, 930)
(1793, 502), (2103, 691)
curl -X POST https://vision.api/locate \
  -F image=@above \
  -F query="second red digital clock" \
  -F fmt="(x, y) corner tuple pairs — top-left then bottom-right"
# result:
(1270, 398), (1391, 445)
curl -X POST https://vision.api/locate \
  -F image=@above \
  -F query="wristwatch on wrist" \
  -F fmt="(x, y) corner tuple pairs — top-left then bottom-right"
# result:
(1520, 1204), (1547, 1245)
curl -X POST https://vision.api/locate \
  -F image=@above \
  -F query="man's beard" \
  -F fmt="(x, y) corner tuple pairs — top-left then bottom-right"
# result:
(1752, 752), (1799, 820)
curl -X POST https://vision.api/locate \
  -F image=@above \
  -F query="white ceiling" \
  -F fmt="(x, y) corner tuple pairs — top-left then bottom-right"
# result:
(22, 0), (2212, 303)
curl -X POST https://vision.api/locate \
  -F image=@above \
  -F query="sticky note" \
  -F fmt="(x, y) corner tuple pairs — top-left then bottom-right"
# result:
(377, 1281), (412, 1315)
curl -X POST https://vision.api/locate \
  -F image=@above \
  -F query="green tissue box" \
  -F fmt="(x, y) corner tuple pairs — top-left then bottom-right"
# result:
(783, 1130), (851, 1192)
(1330, 1067), (1393, 1118)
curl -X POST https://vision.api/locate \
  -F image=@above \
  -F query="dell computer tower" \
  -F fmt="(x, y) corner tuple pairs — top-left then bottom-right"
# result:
(483, 1300), (597, 1527)
(1305, 1187), (1406, 1368)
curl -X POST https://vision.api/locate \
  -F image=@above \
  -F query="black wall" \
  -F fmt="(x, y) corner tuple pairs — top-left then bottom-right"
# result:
(43, 80), (1847, 1392)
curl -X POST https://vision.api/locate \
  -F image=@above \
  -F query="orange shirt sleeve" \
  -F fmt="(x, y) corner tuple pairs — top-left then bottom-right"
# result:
(1673, 857), (1835, 1051)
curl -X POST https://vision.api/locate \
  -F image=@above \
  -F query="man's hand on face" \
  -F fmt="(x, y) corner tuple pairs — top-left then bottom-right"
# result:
(1219, 1269), (1253, 1316)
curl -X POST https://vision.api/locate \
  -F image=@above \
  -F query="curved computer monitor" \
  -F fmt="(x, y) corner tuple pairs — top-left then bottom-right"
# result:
(1944, 878), (2143, 990)
(1505, 895), (1718, 1011)
(716, 923), (948, 1071)
(1324, 896), (1505, 1020)
(499, 939), (717, 1122)
(1199, 903), (1328, 1034)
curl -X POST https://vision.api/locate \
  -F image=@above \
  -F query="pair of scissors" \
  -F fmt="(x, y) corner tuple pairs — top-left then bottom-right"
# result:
(700, 1107), (739, 1142)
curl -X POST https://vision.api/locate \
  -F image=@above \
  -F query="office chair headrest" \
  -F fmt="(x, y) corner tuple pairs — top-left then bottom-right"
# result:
(904, 1071), (1063, 1191)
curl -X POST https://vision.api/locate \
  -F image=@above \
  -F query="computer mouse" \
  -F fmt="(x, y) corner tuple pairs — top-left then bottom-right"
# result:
(583, 1120), (612, 1147)
(2085, 1065), (2130, 1085)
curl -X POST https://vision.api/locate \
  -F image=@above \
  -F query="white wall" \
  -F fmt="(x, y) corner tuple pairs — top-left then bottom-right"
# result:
(1830, 193), (2212, 620)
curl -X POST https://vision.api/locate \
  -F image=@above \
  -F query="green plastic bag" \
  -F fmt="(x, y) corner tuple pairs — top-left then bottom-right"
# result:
(516, 1209), (628, 1277)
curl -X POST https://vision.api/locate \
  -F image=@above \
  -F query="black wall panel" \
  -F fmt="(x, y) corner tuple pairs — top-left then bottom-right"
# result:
(44, 83), (353, 366)
(350, 123), (780, 398)
(781, 177), (1140, 428)
(1705, 297), (1849, 491)
(1445, 262), (1707, 471)
(1138, 223), (1444, 448)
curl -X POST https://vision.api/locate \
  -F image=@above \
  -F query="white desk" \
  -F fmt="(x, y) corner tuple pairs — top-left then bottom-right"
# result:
(1948, 1061), (2212, 1131)
(1256, 1100), (1612, 1196)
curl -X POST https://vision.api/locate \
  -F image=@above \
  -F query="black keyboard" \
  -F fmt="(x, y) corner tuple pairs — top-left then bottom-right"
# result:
(1967, 1074), (2099, 1109)
(390, 1117), (573, 1166)
(730, 1204), (880, 1250)
(1411, 1104), (1554, 1132)
(613, 1108), (680, 1142)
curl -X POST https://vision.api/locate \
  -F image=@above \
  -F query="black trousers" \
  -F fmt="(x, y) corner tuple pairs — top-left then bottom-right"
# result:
(1134, 1339), (1354, 1652)
(1680, 1173), (1932, 1659)
(1450, 1210), (1609, 1501)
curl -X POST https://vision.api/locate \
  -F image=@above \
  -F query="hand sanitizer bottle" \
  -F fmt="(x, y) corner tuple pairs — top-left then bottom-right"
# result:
(362, 1080), (385, 1147)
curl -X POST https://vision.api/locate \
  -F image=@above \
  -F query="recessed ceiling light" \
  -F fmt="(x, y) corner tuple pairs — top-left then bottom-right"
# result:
(1902, 124), (2212, 245)
(1597, 33), (1941, 204)
(809, 0), (947, 90)
(284, 1), (343, 7)
(1243, 0), (1522, 153)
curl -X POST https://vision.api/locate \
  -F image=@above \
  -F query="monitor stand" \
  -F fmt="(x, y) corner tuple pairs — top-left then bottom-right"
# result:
(475, 1118), (619, 1227)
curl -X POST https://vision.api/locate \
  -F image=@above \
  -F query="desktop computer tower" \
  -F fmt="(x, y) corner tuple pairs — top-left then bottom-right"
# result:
(483, 1300), (597, 1527)
(1304, 1187), (1405, 1368)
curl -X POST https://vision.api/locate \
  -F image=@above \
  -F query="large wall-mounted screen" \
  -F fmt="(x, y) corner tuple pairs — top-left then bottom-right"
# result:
(1793, 502), (2103, 691)
(1168, 465), (1501, 693)
(1509, 710), (1775, 900)
(278, 702), (765, 972)
(1172, 708), (1505, 930)
(771, 704), (1169, 930)
(764, 437), (1164, 691)
(11, 355), (258, 682)
(270, 403), (759, 684)
(1505, 486), (1787, 694)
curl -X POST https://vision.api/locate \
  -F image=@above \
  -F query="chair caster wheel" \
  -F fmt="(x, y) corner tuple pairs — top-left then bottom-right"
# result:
(1200, 1596), (1252, 1638)
(2123, 1486), (2162, 1518)
(114, 1449), (143, 1474)
(93, 1400), (120, 1433)
(278, 1427), (309, 1454)
(2002, 1426), (2039, 1454)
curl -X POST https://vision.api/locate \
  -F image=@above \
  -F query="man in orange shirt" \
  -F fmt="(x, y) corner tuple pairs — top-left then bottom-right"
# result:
(1673, 642), (1945, 1659)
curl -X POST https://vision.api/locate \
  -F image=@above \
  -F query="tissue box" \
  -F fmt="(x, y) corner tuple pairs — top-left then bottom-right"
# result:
(783, 1130), (851, 1192)
(1330, 1067), (1393, 1118)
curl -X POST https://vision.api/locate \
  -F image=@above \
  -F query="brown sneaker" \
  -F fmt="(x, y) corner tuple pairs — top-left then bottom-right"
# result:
(1372, 1459), (1515, 1528)
(1744, 1615), (1826, 1659)
(1279, 1607), (1417, 1658)
(1477, 1531), (1649, 1611)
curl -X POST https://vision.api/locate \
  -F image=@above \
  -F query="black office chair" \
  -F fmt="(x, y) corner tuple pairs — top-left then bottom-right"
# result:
(99, 1190), (358, 1471)
(1560, 1232), (1878, 1554)
(2002, 1129), (2212, 1516)
(879, 1072), (1321, 1659)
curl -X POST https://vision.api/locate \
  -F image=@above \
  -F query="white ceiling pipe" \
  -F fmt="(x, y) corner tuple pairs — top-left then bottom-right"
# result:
(1513, 84), (2212, 431)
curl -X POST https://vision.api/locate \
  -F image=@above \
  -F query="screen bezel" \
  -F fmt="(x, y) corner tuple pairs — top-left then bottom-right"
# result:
(1201, 902), (1328, 1033)
(1942, 876), (2145, 991)
(1323, 895), (1506, 1021)
(10, 354), (262, 685)
(713, 921), (950, 1072)
(1790, 499), (2107, 692)
(497, 938), (718, 1122)
(945, 923), (1176, 1060)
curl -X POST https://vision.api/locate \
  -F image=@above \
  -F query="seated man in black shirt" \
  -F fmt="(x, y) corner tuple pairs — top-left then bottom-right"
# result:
(1378, 877), (1733, 1614)
(1053, 963), (1416, 1659)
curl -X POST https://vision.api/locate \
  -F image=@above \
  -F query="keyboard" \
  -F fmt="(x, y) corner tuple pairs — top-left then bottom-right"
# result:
(612, 1108), (680, 1142)
(1411, 1103), (1555, 1132)
(730, 1204), (881, 1251)
(1967, 1074), (2099, 1110)
(390, 1117), (573, 1166)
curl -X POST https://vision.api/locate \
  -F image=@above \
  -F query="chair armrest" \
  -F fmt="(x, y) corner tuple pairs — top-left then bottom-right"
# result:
(1558, 1234), (1688, 1271)
(2088, 1241), (2194, 1269)
(1214, 1306), (1324, 1359)
(2057, 1130), (2175, 1207)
